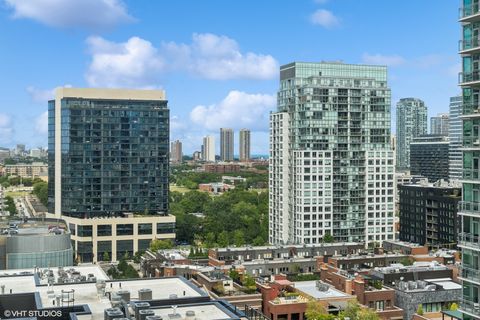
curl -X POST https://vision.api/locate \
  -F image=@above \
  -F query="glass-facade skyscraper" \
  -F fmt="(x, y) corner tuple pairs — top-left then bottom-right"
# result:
(269, 62), (394, 245)
(459, 1), (480, 318)
(395, 98), (428, 170)
(48, 88), (169, 218)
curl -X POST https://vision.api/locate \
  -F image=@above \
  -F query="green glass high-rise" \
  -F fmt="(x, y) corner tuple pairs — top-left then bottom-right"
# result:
(459, 1), (480, 318)
(269, 62), (395, 245)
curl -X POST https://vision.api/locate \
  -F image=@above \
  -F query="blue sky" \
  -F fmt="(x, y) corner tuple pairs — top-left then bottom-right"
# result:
(0, 0), (461, 154)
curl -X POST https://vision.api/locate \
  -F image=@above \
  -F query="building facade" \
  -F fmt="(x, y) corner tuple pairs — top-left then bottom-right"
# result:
(396, 98), (428, 170)
(47, 88), (174, 263)
(410, 135), (450, 182)
(398, 182), (461, 247)
(269, 62), (395, 246)
(239, 128), (251, 162)
(449, 95), (463, 181)
(4, 162), (48, 179)
(170, 140), (182, 164)
(202, 135), (216, 162)
(220, 128), (234, 161)
(459, 2), (480, 318)
(430, 113), (449, 135)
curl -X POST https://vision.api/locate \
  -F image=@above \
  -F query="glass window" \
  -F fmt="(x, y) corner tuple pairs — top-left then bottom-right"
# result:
(138, 223), (152, 235)
(98, 241), (112, 261)
(117, 240), (133, 259)
(117, 224), (133, 236)
(138, 239), (151, 251)
(157, 222), (175, 234)
(97, 225), (112, 237)
(77, 225), (92, 237)
(69, 223), (76, 236)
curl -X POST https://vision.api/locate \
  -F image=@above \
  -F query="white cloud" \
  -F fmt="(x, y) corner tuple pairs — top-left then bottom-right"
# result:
(189, 91), (275, 132)
(34, 111), (48, 134)
(85, 36), (165, 88)
(361, 53), (406, 66)
(310, 9), (340, 28)
(85, 33), (278, 87)
(26, 85), (72, 102)
(0, 114), (13, 144)
(4, 0), (133, 30)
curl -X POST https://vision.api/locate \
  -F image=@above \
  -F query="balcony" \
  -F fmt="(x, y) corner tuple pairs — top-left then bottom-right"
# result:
(460, 38), (480, 54)
(460, 299), (480, 318)
(461, 104), (480, 116)
(459, 4), (480, 22)
(463, 168), (480, 180)
(460, 201), (480, 216)
(458, 232), (480, 249)
(460, 71), (480, 87)
(460, 265), (480, 284)
(462, 136), (480, 149)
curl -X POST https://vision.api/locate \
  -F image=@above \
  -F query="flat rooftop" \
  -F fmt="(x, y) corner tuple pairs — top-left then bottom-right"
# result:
(215, 242), (363, 252)
(0, 219), (68, 235)
(1, 265), (207, 319)
(294, 281), (349, 300)
(152, 303), (238, 320)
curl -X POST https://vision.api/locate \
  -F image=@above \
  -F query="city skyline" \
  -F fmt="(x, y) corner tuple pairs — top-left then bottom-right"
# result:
(0, 1), (460, 154)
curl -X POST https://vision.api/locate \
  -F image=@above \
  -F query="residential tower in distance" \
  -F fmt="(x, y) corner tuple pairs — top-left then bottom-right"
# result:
(202, 135), (215, 162)
(220, 128), (234, 161)
(396, 97), (428, 170)
(269, 62), (394, 246)
(239, 128), (251, 162)
(170, 139), (182, 164)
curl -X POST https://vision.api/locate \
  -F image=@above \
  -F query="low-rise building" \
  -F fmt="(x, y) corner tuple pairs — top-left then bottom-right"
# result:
(4, 162), (48, 180)
(199, 182), (233, 194)
(325, 253), (409, 271)
(204, 163), (241, 173)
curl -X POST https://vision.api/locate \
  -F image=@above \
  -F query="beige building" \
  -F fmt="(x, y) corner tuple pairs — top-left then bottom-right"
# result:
(170, 140), (183, 163)
(4, 162), (48, 180)
(239, 128), (251, 162)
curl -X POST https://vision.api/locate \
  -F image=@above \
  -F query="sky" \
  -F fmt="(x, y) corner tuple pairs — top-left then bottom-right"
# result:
(0, 0), (461, 155)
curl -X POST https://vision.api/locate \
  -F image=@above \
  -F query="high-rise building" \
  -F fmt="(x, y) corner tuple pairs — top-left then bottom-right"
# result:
(47, 88), (175, 262)
(202, 135), (215, 162)
(399, 181), (460, 247)
(170, 140), (182, 163)
(396, 98), (428, 170)
(430, 113), (449, 135)
(459, 3), (480, 318)
(270, 62), (395, 246)
(220, 128), (234, 161)
(449, 95), (463, 181)
(410, 135), (450, 182)
(239, 129), (251, 162)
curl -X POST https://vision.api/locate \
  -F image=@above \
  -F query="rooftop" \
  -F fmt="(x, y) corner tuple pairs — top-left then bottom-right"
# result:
(293, 281), (349, 300)
(1, 265), (207, 319)
(214, 242), (363, 252)
(0, 218), (68, 236)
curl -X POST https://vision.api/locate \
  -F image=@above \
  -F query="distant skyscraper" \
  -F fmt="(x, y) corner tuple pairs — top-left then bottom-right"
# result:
(202, 135), (215, 162)
(170, 140), (182, 163)
(430, 113), (449, 135)
(239, 129), (251, 162)
(458, 3), (480, 318)
(270, 62), (394, 246)
(449, 96), (463, 181)
(48, 88), (174, 263)
(410, 135), (450, 182)
(396, 98), (428, 169)
(220, 128), (234, 161)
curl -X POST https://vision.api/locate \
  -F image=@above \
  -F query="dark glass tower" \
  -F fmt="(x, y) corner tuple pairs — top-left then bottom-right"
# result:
(48, 88), (169, 218)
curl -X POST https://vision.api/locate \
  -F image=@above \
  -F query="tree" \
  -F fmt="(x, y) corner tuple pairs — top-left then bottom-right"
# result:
(4, 196), (17, 216)
(450, 303), (458, 311)
(102, 252), (110, 262)
(133, 251), (144, 263)
(149, 239), (173, 251)
(217, 231), (229, 247)
(305, 301), (335, 320)
(233, 230), (245, 247)
(229, 269), (240, 283)
(252, 235), (265, 246)
(33, 181), (48, 206)
(339, 300), (361, 320)
(204, 232), (216, 248)
(417, 304), (424, 316)
(400, 257), (413, 266)
(323, 232), (334, 243)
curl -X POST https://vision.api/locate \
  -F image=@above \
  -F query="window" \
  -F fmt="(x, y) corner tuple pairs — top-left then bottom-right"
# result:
(97, 225), (112, 236)
(117, 224), (133, 236)
(157, 222), (175, 234)
(138, 239), (151, 251)
(77, 225), (92, 237)
(138, 223), (152, 235)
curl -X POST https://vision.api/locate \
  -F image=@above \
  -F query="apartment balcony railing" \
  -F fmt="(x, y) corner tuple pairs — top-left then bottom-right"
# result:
(460, 265), (480, 283)
(462, 103), (480, 115)
(462, 136), (480, 148)
(460, 38), (480, 53)
(458, 232), (480, 248)
(464, 168), (480, 180)
(460, 201), (480, 216)
(460, 299), (480, 318)
(460, 4), (480, 21)
(460, 71), (480, 86)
